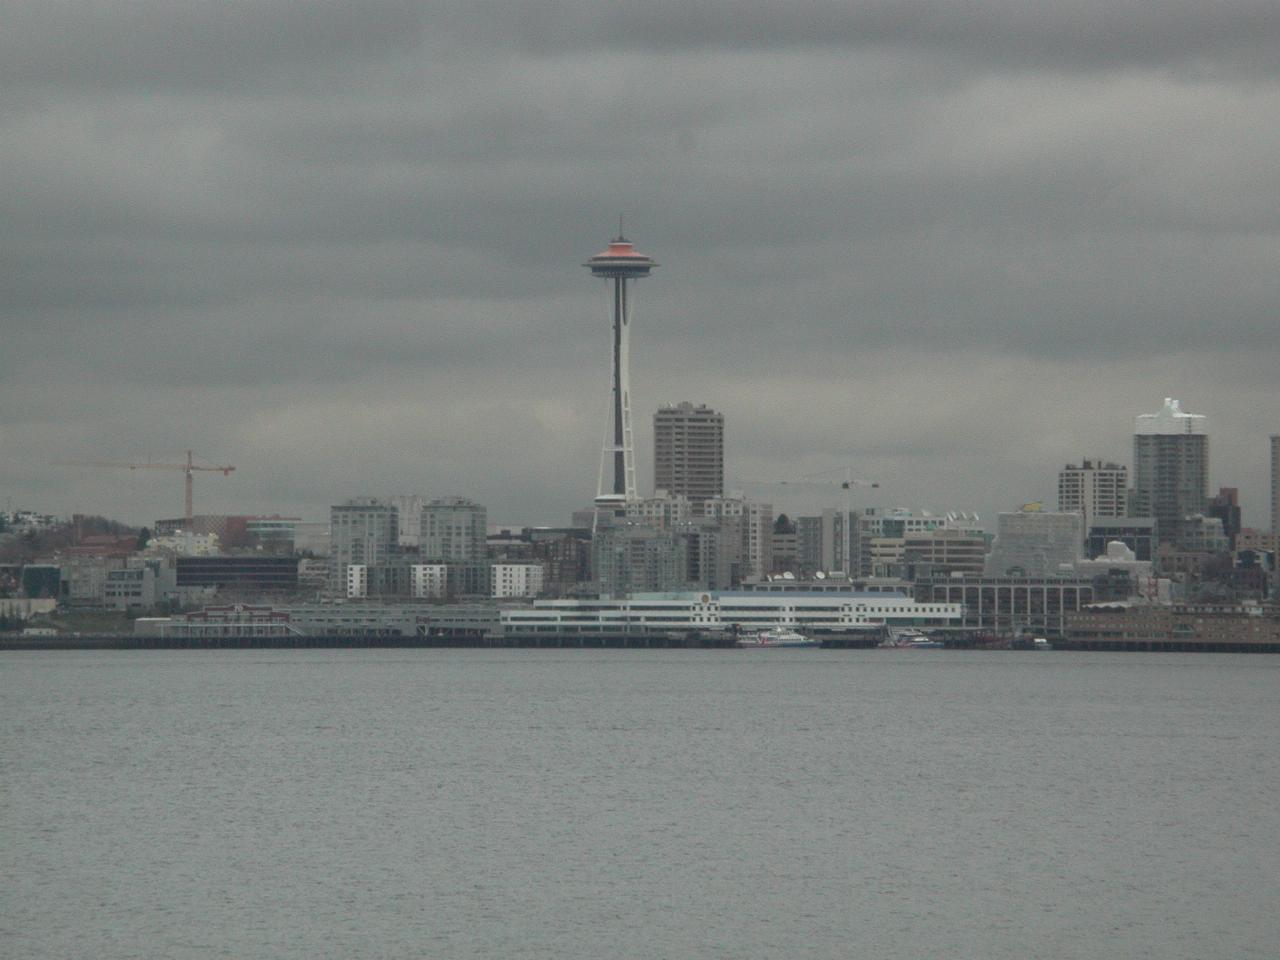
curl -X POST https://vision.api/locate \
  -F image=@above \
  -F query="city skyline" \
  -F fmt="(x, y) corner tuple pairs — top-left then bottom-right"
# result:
(2, 3), (1278, 528)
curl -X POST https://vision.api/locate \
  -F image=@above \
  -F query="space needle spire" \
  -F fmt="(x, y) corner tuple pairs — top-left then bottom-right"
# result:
(584, 228), (657, 526)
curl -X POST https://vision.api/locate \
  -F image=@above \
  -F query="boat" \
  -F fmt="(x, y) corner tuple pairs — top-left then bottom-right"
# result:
(881, 628), (946, 649)
(735, 627), (822, 648)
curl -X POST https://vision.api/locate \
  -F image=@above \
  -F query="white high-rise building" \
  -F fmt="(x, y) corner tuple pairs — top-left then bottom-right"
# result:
(1057, 460), (1128, 535)
(1132, 398), (1209, 546)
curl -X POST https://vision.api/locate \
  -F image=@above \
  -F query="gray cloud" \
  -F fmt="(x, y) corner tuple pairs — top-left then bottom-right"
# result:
(2, 2), (1277, 529)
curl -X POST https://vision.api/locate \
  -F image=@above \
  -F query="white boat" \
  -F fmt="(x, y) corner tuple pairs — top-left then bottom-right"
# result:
(736, 627), (822, 648)
(881, 628), (946, 649)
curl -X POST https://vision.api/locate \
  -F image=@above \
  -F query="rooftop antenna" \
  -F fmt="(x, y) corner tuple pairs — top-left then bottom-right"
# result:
(618, 213), (624, 240)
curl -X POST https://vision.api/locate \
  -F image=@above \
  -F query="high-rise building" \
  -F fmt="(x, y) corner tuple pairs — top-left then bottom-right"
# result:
(592, 525), (689, 598)
(703, 496), (773, 581)
(1057, 460), (1127, 535)
(1132, 398), (1208, 547)
(654, 402), (724, 506)
(329, 499), (399, 594)
(796, 509), (857, 576)
(421, 497), (487, 562)
(584, 232), (656, 527)
(1271, 435), (1279, 536)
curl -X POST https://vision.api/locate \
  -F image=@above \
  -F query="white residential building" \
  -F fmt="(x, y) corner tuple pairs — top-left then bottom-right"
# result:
(491, 563), (546, 599)
(410, 564), (448, 600)
(345, 564), (368, 599)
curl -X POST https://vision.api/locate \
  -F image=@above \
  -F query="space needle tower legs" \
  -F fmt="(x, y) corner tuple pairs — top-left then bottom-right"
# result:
(585, 231), (657, 529)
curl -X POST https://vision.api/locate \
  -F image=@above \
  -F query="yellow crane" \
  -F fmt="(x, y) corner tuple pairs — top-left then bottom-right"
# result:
(55, 450), (235, 523)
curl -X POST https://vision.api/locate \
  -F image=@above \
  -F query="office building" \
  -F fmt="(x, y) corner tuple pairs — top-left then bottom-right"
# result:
(1132, 398), (1208, 547)
(854, 508), (981, 577)
(985, 511), (1083, 578)
(176, 556), (299, 593)
(902, 528), (988, 577)
(1057, 460), (1127, 534)
(654, 402), (724, 506)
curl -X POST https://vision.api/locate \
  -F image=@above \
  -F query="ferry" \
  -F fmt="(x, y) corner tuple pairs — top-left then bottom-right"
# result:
(736, 627), (822, 649)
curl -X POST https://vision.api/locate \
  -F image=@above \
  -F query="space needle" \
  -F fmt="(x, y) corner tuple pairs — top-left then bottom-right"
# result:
(584, 228), (657, 527)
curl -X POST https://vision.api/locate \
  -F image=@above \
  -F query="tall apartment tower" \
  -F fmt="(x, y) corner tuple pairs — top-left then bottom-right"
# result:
(329, 498), (399, 594)
(653, 402), (724, 506)
(1057, 459), (1127, 538)
(1271, 434), (1279, 535)
(421, 497), (487, 562)
(1132, 398), (1208, 547)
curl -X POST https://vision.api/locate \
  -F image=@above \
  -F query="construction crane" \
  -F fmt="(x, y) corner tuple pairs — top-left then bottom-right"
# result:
(733, 468), (881, 578)
(55, 450), (235, 523)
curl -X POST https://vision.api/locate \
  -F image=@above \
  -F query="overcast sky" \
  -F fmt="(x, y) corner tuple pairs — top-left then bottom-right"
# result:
(2, 1), (1278, 530)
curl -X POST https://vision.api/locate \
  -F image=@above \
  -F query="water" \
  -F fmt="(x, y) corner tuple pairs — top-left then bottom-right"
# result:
(3, 650), (1278, 959)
